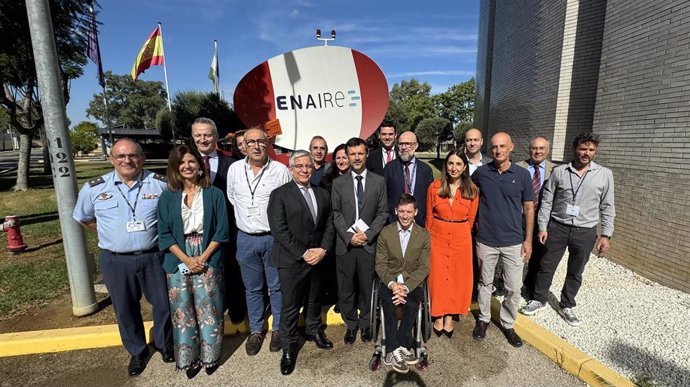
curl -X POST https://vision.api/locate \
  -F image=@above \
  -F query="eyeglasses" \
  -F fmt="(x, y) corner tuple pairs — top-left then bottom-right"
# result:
(292, 164), (314, 170)
(111, 153), (142, 161)
(244, 139), (268, 148)
(397, 142), (417, 148)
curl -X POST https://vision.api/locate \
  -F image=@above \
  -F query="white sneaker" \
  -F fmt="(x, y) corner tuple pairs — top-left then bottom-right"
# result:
(521, 300), (547, 316)
(383, 348), (409, 374)
(397, 347), (419, 365)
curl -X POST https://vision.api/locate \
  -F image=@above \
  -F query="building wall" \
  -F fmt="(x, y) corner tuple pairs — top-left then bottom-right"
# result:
(592, 0), (690, 292)
(475, 0), (690, 293)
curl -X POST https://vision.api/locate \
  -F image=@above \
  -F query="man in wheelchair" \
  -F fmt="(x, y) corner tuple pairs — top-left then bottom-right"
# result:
(374, 194), (431, 374)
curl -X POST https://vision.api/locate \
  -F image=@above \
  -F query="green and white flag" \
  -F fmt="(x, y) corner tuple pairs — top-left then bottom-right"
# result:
(209, 40), (219, 94)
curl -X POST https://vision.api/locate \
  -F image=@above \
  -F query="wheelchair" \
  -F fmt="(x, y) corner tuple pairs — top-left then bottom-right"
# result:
(367, 277), (432, 371)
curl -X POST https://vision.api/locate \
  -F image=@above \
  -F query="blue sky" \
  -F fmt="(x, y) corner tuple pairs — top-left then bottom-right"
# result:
(69, 0), (479, 127)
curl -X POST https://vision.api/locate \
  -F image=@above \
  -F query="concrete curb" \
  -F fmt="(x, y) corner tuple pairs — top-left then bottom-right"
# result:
(0, 300), (632, 387)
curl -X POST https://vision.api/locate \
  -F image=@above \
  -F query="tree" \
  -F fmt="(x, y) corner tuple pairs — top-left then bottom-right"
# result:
(69, 121), (98, 156)
(389, 79), (435, 133)
(155, 90), (239, 140)
(434, 78), (475, 125)
(415, 117), (451, 156)
(86, 71), (166, 129)
(0, 0), (95, 190)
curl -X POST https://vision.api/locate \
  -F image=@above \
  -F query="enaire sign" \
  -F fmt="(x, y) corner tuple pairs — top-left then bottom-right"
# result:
(234, 45), (389, 151)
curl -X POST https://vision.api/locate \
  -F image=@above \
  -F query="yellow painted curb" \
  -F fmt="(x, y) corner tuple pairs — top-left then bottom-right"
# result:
(487, 298), (633, 387)
(0, 308), (344, 358)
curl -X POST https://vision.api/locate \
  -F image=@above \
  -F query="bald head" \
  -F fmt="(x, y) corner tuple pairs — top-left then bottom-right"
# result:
(464, 128), (484, 156)
(398, 131), (418, 162)
(529, 136), (550, 164)
(490, 132), (514, 166)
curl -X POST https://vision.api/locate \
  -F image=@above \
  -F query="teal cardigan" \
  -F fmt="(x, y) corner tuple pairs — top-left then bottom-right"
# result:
(157, 186), (229, 273)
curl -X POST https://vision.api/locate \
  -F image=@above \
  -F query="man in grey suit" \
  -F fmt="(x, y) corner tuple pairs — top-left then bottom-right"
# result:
(516, 136), (556, 298)
(332, 137), (389, 344)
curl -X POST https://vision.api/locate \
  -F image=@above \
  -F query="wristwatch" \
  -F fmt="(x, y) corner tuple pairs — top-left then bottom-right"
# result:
(601, 234), (611, 239)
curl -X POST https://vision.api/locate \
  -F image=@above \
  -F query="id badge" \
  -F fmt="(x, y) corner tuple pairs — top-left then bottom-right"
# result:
(126, 220), (146, 232)
(566, 204), (580, 217)
(247, 205), (261, 217)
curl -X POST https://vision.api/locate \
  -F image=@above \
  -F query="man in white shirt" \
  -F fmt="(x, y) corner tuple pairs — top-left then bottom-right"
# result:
(366, 121), (398, 175)
(464, 128), (492, 176)
(227, 127), (291, 356)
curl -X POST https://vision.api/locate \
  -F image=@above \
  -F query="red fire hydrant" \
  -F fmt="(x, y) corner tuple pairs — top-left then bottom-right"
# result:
(1, 215), (28, 253)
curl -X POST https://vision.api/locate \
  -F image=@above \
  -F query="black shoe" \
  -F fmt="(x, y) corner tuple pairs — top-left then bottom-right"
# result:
(246, 332), (264, 356)
(473, 320), (489, 340)
(360, 327), (372, 342)
(503, 328), (523, 348)
(269, 331), (282, 352)
(280, 349), (297, 375)
(229, 310), (245, 324)
(205, 364), (219, 376)
(156, 345), (174, 363)
(443, 329), (454, 338)
(185, 364), (202, 379)
(305, 331), (333, 349)
(343, 328), (357, 345)
(127, 348), (149, 377)
(433, 327), (443, 337)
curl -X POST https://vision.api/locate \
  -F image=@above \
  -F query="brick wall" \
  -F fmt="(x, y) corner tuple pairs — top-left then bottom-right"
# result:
(592, 0), (690, 292)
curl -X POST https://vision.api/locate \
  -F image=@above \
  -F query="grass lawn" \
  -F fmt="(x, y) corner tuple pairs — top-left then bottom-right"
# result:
(0, 160), (167, 319)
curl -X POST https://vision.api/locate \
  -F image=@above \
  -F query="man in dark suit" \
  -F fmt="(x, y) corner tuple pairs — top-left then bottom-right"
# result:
(375, 194), (430, 374)
(383, 131), (434, 226)
(268, 150), (335, 375)
(366, 120), (398, 175)
(191, 118), (245, 324)
(464, 128), (492, 176)
(516, 136), (557, 298)
(332, 137), (389, 344)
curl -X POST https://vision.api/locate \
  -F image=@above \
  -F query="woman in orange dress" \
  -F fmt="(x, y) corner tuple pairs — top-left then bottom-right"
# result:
(426, 149), (479, 337)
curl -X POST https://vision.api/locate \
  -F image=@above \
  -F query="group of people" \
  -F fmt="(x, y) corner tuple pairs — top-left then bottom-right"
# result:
(73, 117), (615, 378)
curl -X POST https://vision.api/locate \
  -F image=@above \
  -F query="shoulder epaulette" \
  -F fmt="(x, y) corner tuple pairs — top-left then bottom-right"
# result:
(88, 177), (105, 187)
(152, 173), (167, 182)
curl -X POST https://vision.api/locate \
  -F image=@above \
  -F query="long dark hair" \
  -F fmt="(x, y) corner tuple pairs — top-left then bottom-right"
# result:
(166, 144), (211, 191)
(320, 143), (348, 192)
(438, 149), (477, 200)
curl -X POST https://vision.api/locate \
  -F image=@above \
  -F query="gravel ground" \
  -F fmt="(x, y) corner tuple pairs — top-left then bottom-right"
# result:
(520, 253), (690, 386)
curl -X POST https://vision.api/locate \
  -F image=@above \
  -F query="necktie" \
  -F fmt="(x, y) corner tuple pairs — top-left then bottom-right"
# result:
(532, 164), (541, 204)
(403, 164), (411, 194)
(356, 175), (364, 214)
(386, 150), (392, 164)
(301, 186), (317, 222)
(202, 155), (211, 175)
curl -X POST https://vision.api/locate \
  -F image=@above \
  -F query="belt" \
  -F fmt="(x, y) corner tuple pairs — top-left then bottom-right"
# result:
(242, 230), (272, 237)
(433, 215), (468, 223)
(105, 248), (158, 256)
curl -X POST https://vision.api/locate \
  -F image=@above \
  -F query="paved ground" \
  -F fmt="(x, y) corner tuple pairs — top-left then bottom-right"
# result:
(0, 319), (581, 387)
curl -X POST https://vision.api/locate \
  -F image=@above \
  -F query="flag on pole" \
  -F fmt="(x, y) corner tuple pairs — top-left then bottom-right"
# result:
(209, 40), (219, 93)
(131, 26), (165, 81)
(86, 8), (105, 87)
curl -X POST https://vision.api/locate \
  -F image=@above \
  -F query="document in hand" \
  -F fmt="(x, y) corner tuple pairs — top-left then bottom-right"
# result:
(348, 218), (370, 233)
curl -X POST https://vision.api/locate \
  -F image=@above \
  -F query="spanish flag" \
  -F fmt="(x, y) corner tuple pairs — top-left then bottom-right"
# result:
(131, 26), (165, 81)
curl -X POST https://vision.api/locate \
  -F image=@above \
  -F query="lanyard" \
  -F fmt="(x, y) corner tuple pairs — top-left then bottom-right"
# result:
(568, 168), (589, 202)
(244, 160), (269, 205)
(115, 178), (143, 221)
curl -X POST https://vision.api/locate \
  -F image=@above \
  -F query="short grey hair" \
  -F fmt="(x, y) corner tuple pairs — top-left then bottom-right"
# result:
(289, 150), (313, 167)
(192, 117), (218, 137)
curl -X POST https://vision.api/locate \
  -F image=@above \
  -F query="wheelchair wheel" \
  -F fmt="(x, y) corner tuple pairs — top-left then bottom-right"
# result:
(368, 352), (382, 371)
(370, 279), (381, 342)
(421, 281), (432, 342)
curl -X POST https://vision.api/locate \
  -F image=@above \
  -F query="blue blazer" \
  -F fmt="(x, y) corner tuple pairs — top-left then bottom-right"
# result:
(383, 158), (434, 227)
(157, 186), (229, 273)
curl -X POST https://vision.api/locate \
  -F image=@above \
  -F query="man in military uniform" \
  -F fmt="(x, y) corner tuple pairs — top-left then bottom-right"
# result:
(73, 138), (173, 376)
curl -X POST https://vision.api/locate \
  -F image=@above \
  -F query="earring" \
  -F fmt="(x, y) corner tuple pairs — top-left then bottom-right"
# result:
(197, 170), (203, 176)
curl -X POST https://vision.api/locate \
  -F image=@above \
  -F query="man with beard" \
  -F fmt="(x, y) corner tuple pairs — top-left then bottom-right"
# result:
(382, 131), (434, 226)
(521, 132), (615, 327)
(309, 135), (328, 186)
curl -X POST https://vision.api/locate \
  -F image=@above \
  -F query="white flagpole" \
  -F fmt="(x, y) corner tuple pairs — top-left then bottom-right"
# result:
(157, 21), (175, 140)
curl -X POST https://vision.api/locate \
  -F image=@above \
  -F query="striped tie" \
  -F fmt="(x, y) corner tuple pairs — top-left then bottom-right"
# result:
(532, 165), (541, 204)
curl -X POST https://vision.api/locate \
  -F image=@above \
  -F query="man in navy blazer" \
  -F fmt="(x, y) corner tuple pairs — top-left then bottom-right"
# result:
(366, 120), (398, 176)
(191, 118), (245, 324)
(383, 131), (434, 227)
(268, 150), (335, 375)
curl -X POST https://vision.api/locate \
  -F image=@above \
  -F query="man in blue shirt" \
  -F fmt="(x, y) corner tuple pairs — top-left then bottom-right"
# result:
(471, 132), (535, 348)
(73, 138), (172, 376)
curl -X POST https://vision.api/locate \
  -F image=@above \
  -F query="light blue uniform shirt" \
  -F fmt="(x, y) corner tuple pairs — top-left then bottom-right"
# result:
(73, 169), (167, 252)
(526, 160), (546, 188)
